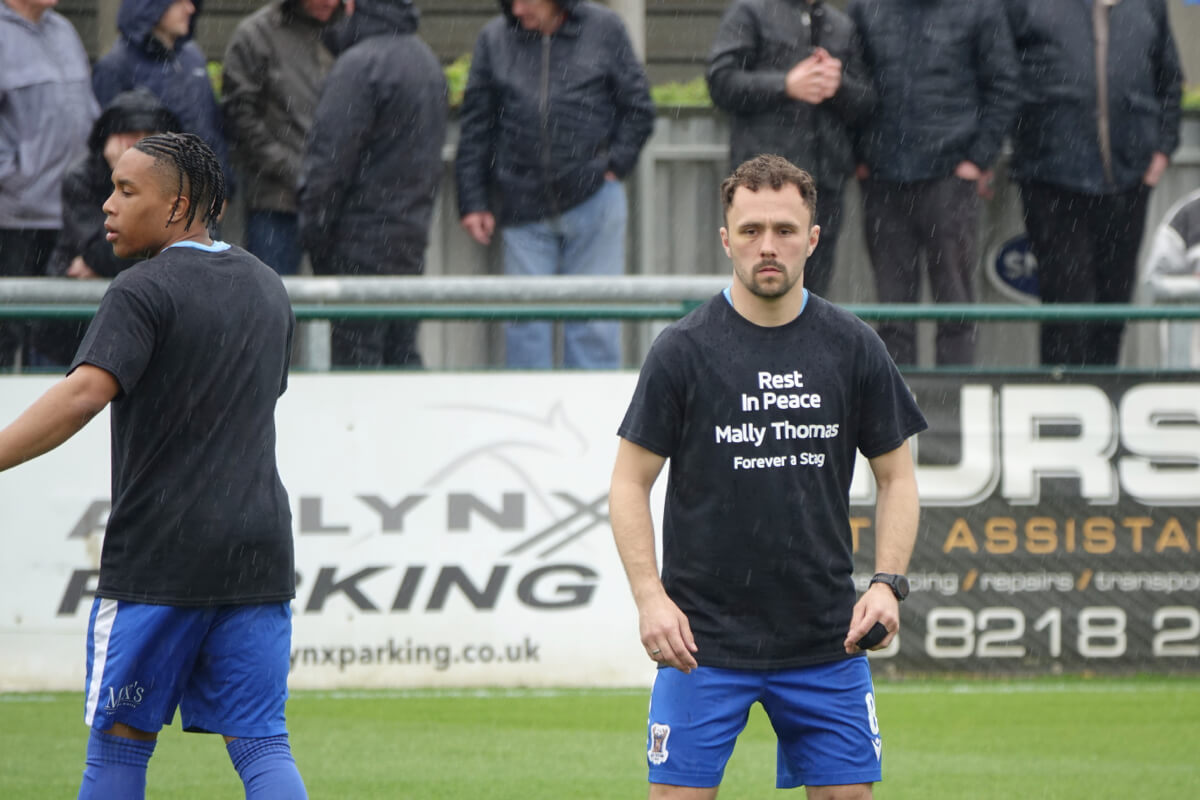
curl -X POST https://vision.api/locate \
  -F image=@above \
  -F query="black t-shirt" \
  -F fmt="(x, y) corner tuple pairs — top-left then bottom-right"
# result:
(71, 242), (296, 607)
(618, 293), (927, 669)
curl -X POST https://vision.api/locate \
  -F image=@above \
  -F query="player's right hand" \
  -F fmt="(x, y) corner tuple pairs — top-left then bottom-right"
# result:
(638, 591), (699, 673)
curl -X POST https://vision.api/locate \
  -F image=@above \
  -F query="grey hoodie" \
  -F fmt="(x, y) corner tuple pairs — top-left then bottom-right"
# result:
(0, 1), (99, 228)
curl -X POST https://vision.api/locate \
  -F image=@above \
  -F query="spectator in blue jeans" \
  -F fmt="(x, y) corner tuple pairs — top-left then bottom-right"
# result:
(455, 0), (654, 369)
(223, 0), (345, 275)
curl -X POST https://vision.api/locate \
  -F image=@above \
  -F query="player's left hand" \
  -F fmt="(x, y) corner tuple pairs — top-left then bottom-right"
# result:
(844, 582), (900, 654)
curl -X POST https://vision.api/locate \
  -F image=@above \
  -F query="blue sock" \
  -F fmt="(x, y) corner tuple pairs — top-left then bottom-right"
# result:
(78, 728), (156, 799)
(227, 734), (308, 799)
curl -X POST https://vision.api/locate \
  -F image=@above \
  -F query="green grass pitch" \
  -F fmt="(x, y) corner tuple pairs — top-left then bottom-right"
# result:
(3, 676), (1198, 798)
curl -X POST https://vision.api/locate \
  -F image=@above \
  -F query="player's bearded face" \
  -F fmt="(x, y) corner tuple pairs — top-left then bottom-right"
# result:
(722, 186), (819, 300)
(102, 149), (180, 259)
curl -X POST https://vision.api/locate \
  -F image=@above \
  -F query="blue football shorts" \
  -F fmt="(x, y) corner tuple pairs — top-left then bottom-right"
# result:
(646, 657), (883, 789)
(83, 598), (292, 738)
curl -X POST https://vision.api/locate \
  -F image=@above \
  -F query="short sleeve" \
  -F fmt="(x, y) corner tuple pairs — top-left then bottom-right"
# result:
(69, 275), (159, 397)
(855, 327), (928, 458)
(617, 342), (686, 458)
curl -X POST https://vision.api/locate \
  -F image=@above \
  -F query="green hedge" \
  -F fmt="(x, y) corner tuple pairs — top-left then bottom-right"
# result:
(211, 59), (1199, 113)
(1185, 86), (1200, 111)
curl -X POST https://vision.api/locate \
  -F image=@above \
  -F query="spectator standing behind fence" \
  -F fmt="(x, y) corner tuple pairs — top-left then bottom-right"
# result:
(0, 0), (98, 369)
(33, 89), (182, 368)
(706, 0), (875, 298)
(848, 0), (1019, 367)
(455, 0), (655, 370)
(223, 0), (345, 276)
(297, 0), (446, 368)
(92, 0), (235, 195)
(1142, 187), (1200, 368)
(1004, 0), (1183, 367)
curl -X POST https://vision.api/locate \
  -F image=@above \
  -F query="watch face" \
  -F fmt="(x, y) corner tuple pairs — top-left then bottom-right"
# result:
(895, 574), (910, 599)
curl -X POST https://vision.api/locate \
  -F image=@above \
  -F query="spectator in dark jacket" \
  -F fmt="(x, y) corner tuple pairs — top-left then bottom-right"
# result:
(455, 0), (655, 369)
(849, 0), (1019, 366)
(706, 0), (874, 297)
(92, 0), (234, 192)
(1005, 0), (1183, 367)
(298, 0), (447, 368)
(223, 0), (344, 275)
(33, 89), (181, 367)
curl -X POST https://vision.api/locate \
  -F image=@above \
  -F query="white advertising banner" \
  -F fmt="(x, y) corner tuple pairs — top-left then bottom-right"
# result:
(0, 373), (658, 691)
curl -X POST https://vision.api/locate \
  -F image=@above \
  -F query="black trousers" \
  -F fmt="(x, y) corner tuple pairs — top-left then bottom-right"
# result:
(804, 182), (844, 298)
(862, 176), (979, 365)
(1019, 181), (1150, 366)
(311, 250), (424, 369)
(0, 228), (58, 368)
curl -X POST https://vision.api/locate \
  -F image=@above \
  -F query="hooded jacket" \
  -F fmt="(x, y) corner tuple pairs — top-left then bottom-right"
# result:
(223, 0), (340, 213)
(454, 0), (655, 225)
(1005, 0), (1183, 195)
(37, 89), (181, 365)
(847, 0), (1020, 183)
(49, 88), (182, 280)
(297, 0), (447, 271)
(706, 0), (875, 188)
(0, 2), (98, 228)
(91, 0), (233, 189)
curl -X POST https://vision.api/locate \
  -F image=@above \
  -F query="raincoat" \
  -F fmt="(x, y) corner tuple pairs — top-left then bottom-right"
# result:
(297, 0), (447, 272)
(222, 0), (340, 213)
(0, 1), (98, 228)
(91, 0), (233, 189)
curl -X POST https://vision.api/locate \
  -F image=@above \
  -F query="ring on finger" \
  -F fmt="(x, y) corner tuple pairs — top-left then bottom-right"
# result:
(649, 648), (662, 656)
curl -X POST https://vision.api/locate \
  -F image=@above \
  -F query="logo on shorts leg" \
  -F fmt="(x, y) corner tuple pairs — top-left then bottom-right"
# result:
(872, 737), (882, 761)
(648, 723), (671, 765)
(103, 681), (146, 714)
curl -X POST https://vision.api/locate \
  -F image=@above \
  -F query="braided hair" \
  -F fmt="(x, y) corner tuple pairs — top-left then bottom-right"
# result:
(132, 132), (225, 231)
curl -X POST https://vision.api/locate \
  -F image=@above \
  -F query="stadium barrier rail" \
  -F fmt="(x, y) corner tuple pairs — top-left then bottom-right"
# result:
(3, 274), (1200, 370)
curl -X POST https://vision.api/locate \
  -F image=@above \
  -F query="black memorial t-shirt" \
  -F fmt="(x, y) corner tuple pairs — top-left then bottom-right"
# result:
(618, 293), (927, 669)
(71, 243), (296, 606)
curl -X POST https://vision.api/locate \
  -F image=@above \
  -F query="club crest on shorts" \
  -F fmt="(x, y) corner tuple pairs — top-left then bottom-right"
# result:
(648, 723), (671, 765)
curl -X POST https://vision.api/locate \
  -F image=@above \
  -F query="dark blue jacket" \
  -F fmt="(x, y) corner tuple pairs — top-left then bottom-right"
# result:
(91, 0), (233, 189)
(1004, 0), (1183, 194)
(455, 0), (655, 225)
(297, 0), (447, 272)
(848, 0), (1020, 183)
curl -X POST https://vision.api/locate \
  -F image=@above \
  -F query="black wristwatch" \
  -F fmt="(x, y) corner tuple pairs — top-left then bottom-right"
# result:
(870, 573), (910, 601)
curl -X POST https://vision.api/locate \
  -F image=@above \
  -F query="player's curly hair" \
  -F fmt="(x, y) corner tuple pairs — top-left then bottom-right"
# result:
(133, 132), (225, 232)
(720, 154), (818, 223)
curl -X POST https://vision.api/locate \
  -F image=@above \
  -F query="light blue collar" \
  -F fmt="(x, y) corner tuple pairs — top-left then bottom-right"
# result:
(723, 285), (809, 316)
(165, 240), (231, 253)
